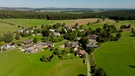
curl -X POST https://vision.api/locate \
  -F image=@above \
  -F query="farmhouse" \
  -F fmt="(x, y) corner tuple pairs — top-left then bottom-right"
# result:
(21, 42), (54, 53)
(37, 42), (54, 49)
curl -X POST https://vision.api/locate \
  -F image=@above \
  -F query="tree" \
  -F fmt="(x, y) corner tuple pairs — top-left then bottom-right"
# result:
(40, 55), (49, 62)
(62, 23), (65, 27)
(53, 48), (61, 56)
(115, 32), (121, 41)
(16, 41), (22, 46)
(87, 48), (95, 54)
(94, 67), (107, 76)
(0, 42), (5, 46)
(70, 48), (75, 53)
(33, 37), (38, 43)
(64, 31), (77, 41)
(61, 49), (69, 55)
(42, 29), (50, 37)
(0, 35), (3, 42)
(79, 37), (89, 50)
(15, 32), (20, 40)
(3, 32), (13, 43)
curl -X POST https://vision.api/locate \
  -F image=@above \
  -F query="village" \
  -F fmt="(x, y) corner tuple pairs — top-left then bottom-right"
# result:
(0, 22), (100, 58)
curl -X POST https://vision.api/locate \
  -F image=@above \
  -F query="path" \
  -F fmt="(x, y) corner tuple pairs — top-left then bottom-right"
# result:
(85, 52), (91, 76)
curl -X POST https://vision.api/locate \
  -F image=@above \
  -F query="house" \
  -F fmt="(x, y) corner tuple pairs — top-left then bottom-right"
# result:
(64, 26), (70, 29)
(23, 39), (33, 45)
(50, 29), (55, 32)
(76, 50), (85, 57)
(1, 43), (16, 50)
(65, 42), (79, 51)
(86, 44), (98, 48)
(21, 41), (54, 54)
(22, 44), (39, 53)
(79, 29), (84, 32)
(89, 39), (96, 45)
(90, 34), (98, 39)
(53, 32), (61, 37)
(72, 42), (79, 51)
(18, 29), (24, 33)
(72, 26), (79, 29)
(77, 37), (81, 41)
(37, 42), (54, 49)
(65, 42), (72, 48)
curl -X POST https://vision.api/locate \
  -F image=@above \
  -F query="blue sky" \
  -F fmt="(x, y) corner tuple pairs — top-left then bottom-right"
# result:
(0, 0), (135, 8)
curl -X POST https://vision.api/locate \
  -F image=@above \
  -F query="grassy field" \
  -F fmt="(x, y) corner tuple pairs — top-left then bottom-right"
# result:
(2, 18), (134, 34)
(82, 19), (135, 30)
(0, 18), (96, 34)
(46, 58), (87, 76)
(0, 18), (98, 27)
(0, 49), (58, 76)
(94, 32), (135, 76)
(0, 22), (19, 34)
(0, 49), (86, 76)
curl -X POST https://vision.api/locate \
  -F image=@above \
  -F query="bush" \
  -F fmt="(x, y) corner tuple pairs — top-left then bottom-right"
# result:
(94, 67), (107, 76)
(40, 54), (54, 62)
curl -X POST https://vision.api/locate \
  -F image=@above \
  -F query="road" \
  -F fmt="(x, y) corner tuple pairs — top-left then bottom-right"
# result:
(85, 52), (91, 76)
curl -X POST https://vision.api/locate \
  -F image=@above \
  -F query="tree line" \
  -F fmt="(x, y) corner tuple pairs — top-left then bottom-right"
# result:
(0, 10), (135, 20)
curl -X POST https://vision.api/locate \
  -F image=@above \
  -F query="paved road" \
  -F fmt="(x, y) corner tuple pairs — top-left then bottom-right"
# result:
(85, 52), (91, 76)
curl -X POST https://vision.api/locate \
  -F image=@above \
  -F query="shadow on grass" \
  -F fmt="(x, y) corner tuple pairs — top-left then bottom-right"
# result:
(129, 65), (135, 68)
(130, 35), (135, 37)
(78, 74), (86, 76)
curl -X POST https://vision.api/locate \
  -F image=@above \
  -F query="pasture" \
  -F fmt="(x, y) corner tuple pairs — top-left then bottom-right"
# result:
(94, 32), (135, 76)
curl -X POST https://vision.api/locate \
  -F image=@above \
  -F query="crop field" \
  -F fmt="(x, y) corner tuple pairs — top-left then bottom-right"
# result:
(94, 32), (135, 76)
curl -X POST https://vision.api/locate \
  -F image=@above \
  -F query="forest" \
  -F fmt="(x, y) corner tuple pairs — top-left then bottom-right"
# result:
(0, 10), (135, 20)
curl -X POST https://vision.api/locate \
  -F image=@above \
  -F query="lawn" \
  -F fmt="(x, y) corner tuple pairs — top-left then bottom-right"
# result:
(94, 32), (135, 76)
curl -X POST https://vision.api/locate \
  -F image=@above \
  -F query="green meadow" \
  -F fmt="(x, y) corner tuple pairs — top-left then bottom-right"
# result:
(94, 32), (135, 76)
(0, 18), (135, 76)
(0, 49), (86, 76)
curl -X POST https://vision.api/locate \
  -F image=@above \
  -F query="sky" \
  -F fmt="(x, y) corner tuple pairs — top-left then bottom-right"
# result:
(0, 0), (135, 8)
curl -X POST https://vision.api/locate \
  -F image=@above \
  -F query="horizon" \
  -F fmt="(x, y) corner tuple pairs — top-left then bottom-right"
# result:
(0, 0), (135, 9)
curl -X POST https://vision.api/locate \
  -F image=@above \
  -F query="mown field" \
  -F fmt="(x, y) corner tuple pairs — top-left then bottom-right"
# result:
(94, 32), (135, 76)
(0, 49), (86, 76)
